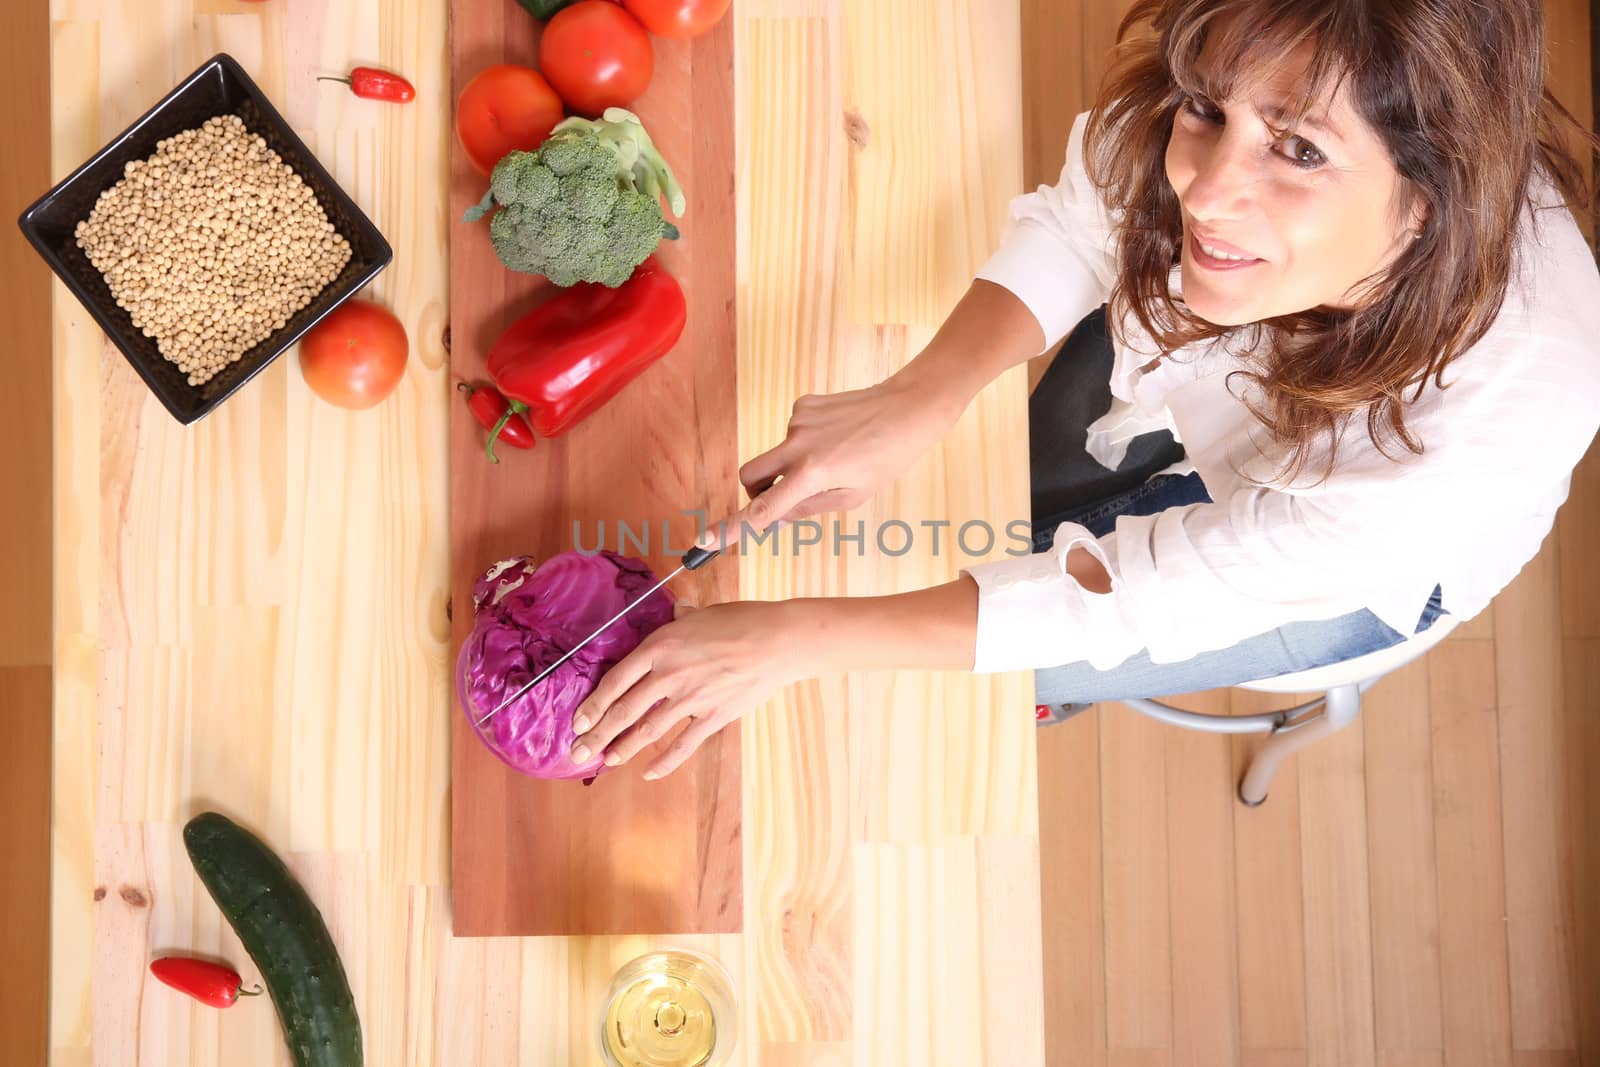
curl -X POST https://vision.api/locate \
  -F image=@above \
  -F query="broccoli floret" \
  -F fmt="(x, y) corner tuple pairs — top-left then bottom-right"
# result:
(538, 135), (612, 179)
(561, 171), (620, 222)
(488, 207), (547, 275)
(462, 109), (685, 288)
(490, 154), (559, 211)
(603, 191), (674, 274)
(564, 228), (611, 281)
(536, 213), (580, 257)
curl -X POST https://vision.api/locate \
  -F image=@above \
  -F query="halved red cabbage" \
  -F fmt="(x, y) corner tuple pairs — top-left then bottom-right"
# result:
(456, 550), (676, 780)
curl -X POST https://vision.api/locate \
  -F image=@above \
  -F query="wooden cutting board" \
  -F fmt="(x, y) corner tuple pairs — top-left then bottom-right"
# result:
(447, 0), (741, 936)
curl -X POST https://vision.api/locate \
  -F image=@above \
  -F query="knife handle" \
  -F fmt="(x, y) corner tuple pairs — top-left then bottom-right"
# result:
(682, 544), (721, 570)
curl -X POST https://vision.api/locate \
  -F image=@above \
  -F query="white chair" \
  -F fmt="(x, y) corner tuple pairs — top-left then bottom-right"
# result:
(1050, 616), (1461, 806)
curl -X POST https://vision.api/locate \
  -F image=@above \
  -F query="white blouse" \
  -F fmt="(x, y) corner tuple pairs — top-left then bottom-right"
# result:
(959, 110), (1600, 674)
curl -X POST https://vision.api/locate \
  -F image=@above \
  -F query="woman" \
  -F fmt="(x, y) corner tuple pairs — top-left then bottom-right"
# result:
(569, 0), (1600, 781)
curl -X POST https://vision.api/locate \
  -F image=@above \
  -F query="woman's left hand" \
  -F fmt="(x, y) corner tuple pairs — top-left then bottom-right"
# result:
(568, 598), (813, 780)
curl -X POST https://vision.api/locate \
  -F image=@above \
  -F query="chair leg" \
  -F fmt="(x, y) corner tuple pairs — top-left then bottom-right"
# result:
(1035, 701), (1095, 726)
(1237, 684), (1362, 807)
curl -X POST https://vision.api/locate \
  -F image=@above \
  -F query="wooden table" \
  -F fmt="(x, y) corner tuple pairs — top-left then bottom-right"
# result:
(46, 0), (1045, 1063)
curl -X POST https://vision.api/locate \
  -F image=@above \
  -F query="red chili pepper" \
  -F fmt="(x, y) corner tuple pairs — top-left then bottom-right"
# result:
(459, 382), (538, 463)
(149, 957), (263, 1009)
(486, 257), (688, 439)
(317, 66), (416, 103)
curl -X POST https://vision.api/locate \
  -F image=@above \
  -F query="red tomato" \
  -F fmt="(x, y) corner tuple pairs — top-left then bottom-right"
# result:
(298, 300), (409, 410)
(620, 0), (731, 38)
(455, 64), (565, 177)
(539, 1), (654, 117)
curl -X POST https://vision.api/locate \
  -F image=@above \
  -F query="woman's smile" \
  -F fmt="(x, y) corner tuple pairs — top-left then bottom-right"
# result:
(1187, 227), (1266, 270)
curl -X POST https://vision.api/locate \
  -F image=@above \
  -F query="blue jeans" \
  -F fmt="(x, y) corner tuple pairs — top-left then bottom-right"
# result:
(1028, 307), (1446, 705)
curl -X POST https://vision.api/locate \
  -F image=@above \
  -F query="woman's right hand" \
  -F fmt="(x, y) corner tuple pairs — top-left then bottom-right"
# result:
(696, 372), (966, 551)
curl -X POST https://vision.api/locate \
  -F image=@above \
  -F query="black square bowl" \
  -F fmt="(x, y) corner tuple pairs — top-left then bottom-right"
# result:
(17, 53), (393, 424)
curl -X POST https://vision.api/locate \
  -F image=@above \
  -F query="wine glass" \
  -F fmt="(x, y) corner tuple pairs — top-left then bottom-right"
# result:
(599, 947), (739, 1067)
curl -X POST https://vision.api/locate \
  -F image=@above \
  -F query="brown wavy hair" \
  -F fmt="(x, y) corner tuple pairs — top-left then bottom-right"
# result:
(1085, 0), (1599, 483)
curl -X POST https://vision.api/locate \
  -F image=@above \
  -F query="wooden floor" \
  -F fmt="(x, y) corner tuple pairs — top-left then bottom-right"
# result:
(4, 1), (1597, 1064)
(1026, 2), (1600, 1065)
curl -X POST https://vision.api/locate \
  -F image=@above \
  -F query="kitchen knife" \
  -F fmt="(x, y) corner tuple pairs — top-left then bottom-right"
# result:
(473, 543), (723, 728)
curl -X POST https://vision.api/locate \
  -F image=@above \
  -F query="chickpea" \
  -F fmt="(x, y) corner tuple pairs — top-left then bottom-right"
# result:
(75, 114), (352, 385)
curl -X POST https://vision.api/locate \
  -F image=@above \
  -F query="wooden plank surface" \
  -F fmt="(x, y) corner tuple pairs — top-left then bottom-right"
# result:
(1362, 660), (1443, 1059)
(1038, 714), (1109, 1067)
(45, 0), (1042, 1060)
(1164, 694), (1239, 1067)
(445, 0), (743, 938)
(1494, 543), (1579, 1053)
(1297, 707), (1376, 1067)
(743, 0), (1042, 1058)
(1100, 706), (1172, 1058)
(1429, 641), (1514, 1067)
(0, 0), (52, 1062)
(1561, 639), (1600, 1064)
(0, 667), (52, 1065)
(1230, 691), (1309, 1058)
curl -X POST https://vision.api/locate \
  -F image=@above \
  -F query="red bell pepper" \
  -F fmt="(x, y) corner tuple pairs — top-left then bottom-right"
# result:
(486, 257), (688, 438)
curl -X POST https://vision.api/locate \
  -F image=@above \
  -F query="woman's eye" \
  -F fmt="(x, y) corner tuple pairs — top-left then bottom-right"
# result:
(1278, 134), (1327, 169)
(1179, 93), (1222, 124)
(1177, 93), (1324, 171)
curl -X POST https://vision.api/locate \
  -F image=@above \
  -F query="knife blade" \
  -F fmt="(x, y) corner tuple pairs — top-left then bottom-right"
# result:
(473, 543), (723, 728)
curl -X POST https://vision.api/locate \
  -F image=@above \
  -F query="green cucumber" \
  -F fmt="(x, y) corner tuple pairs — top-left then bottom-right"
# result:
(183, 812), (363, 1067)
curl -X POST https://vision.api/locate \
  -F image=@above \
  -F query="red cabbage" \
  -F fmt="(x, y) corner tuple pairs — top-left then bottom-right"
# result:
(456, 550), (676, 780)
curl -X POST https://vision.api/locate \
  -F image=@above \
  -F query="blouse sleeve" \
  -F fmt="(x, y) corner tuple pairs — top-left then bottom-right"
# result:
(959, 482), (1428, 673)
(973, 109), (1120, 356)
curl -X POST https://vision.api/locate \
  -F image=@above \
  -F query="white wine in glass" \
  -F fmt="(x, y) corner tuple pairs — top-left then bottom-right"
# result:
(600, 948), (738, 1067)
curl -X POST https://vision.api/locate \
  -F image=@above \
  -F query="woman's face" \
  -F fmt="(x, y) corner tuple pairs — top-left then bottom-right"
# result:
(1164, 39), (1421, 325)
